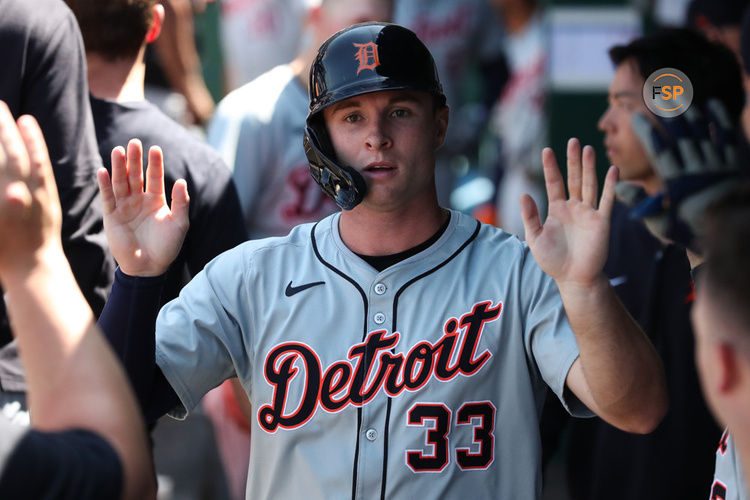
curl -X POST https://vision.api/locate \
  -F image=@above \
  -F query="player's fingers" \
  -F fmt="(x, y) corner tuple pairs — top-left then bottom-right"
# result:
(520, 193), (542, 243)
(542, 147), (566, 203)
(598, 166), (619, 218)
(581, 145), (598, 208)
(0, 100), (30, 179)
(170, 178), (190, 227)
(97, 167), (116, 215)
(145, 145), (165, 196)
(111, 146), (129, 200)
(126, 138), (144, 194)
(16, 115), (55, 196)
(566, 138), (582, 201)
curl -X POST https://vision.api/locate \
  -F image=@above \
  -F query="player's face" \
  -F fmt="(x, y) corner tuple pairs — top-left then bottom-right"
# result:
(324, 89), (449, 211)
(598, 59), (661, 194)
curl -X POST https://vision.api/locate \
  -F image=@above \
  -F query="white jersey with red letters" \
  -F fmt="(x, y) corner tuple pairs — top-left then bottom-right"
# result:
(154, 210), (589, 499)
(711, 429), (749, 500)
(207, 64), (338, 239)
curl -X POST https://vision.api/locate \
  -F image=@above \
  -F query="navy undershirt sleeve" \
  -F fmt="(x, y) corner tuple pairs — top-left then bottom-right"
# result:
(98, 268), (180, 426)
(0, 428), (122, 499)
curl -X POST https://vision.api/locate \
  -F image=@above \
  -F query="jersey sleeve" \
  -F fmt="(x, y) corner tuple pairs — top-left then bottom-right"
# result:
(230, 113), (273, 229)
(155, 244), (252, 418)
(519, 246), (592, 417)
(206, 97), (243, 172)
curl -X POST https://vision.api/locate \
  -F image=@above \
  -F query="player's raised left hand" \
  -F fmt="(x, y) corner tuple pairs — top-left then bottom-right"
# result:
(0, 100), (62, 281)
(520, 138), (618, 289)
(97, 139), (189, 277)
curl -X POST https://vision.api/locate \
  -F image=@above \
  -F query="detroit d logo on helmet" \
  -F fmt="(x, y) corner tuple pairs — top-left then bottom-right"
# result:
(354, 42), (380, 74)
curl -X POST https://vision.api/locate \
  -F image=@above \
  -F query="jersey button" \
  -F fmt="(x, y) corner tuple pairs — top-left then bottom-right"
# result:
(374, 283), (387, 295)
(374, 312), (386, 324)
(365, 429), (378, 441)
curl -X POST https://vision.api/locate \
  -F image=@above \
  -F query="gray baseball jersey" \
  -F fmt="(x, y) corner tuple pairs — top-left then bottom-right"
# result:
(711, 429), (749, 500)
(207, 64), (338, 239)
(155, 210), (590, 499)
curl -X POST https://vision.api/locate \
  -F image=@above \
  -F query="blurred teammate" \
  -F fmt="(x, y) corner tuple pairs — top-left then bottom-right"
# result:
(0, 0), (114, 427)
(542, 28), (740, 500)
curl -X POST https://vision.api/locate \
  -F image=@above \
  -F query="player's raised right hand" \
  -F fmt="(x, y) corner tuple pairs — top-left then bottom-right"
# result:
(97, 138), (189, 277)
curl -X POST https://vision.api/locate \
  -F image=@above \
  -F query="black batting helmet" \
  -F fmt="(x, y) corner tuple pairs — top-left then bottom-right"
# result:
(303, 22), (446, 210)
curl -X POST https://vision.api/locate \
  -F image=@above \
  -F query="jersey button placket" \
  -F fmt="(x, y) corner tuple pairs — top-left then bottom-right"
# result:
(355, 280), (391, 498)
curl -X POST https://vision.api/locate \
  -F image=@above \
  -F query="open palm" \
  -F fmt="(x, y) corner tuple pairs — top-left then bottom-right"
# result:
(521, 139), (618, 287)
(97, 139), (189, 277)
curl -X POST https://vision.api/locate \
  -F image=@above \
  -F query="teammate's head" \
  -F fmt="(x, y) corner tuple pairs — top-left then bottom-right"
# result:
(598, 28), (743, 193)
(303, 22), (446, 210)
(65, 0), (162, 61)
(687, 0), (747, 57)
(307, 0), (393, 49)
(692, 182), (750, 428)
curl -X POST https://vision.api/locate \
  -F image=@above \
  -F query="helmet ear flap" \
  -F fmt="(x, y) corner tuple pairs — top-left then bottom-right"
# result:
(303, 119), (367, 210)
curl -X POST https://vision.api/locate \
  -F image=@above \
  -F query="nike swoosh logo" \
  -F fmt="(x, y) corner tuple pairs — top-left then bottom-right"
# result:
(609, 275), (628, 287)
(285, 280), (325, 297)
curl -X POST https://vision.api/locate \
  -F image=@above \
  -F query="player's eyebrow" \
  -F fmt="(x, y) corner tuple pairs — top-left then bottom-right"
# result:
(327, 92), (423, 115)
(328, 99), (363, 114)
(612, 90), (639, 100)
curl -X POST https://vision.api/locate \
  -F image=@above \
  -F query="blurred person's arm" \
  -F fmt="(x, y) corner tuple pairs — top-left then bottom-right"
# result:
(0, 101), (156, 499)
(154, 0), (215, 124)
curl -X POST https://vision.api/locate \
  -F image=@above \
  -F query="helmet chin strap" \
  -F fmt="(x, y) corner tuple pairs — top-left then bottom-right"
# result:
(303, 132), (367, 210)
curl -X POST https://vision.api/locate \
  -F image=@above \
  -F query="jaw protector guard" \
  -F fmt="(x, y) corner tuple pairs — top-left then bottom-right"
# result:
(303, 124), (367, 210)
(303, 22), (446, 210)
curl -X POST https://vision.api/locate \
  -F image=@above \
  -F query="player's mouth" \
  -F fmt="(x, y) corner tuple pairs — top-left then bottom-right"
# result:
(363, 161), (397, 178)
(603, 140), (616, 161)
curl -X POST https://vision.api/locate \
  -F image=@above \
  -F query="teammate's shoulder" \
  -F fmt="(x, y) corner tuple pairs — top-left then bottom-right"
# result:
(214, 64), (296, 122)
(1, 0), (73, 35)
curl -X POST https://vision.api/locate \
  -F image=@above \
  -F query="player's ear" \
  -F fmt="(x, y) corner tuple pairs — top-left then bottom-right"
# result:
(716, 341), (741, 394)
(146, 3), (165, 44)
(434, 104), (449, 149)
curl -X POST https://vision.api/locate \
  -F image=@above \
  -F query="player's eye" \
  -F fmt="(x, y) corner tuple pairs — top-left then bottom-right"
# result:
(391, 108), (410, 118)
(344, 113), (362, 123)
(614, 98), (634, 111)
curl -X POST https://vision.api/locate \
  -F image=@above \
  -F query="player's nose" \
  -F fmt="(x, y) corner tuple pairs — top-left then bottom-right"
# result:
(364, 116), (392, 150)
(598, 106), (614, 132)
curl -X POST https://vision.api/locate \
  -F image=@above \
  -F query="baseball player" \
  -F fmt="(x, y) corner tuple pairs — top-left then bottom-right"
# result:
(98, 23), (666, 499)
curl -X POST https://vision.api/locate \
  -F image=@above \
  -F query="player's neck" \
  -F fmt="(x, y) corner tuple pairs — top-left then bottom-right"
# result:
(339, 202), (449, 256)
(731, 425), (750, 484)
(87, 51), (145, 103)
